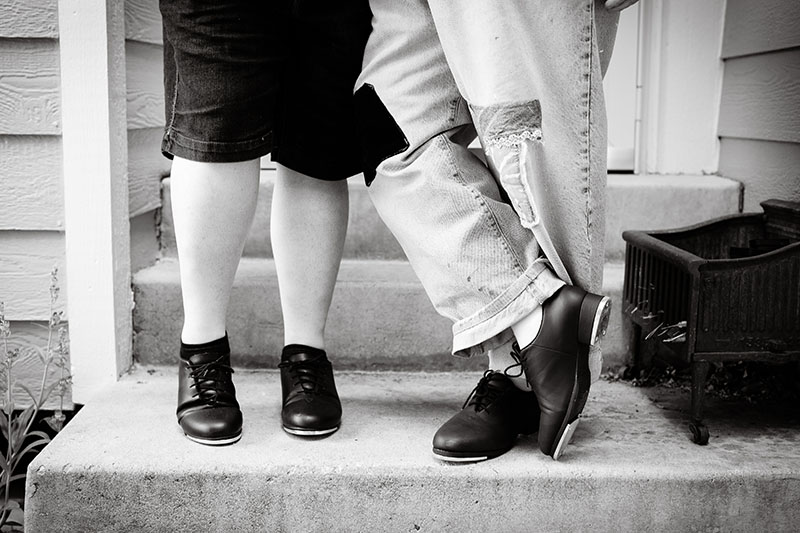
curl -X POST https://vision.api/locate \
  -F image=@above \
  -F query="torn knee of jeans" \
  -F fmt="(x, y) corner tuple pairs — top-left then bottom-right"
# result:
(353, 83), (410, 186)
(469, 101), (544, 229)
(495, 144), (540, 228)
(470, 100), (543, 148)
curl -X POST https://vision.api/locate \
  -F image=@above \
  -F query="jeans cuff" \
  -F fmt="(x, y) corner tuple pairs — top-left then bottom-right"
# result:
(451, 262), (565, 358)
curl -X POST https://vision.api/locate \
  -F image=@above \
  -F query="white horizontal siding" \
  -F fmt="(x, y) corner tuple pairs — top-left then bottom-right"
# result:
(126, 40), (164, 130)
(0, 1), (69, 409)
(719, 138), (800, 211)
(0, 231), (66, 321)
(125, 0), (162, 45)
(718, 0), (800, 209)
(0, 0), (58, 39)
(128, 127), (169, 217)
(722, 0), (800, 59)
(0, 39), (61, 135)
(0, 135), (63, 230)
(718, 48), (800, 144)
(126, 0), (166, 272)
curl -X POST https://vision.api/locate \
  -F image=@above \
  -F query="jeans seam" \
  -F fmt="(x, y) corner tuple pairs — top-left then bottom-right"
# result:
(441, 136), (526, 277)
(165, 45), (179, 140)
(448, 96), (465, 124)
(169, 129), (272, 152)
(584, 0), (595, 246)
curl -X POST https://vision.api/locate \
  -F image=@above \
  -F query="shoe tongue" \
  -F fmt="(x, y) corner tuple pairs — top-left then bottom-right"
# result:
(282, 351), (320, 364)
(484, 372), (510, 390)
(185, 351), (225, 366)
(466, 372), (508, 410)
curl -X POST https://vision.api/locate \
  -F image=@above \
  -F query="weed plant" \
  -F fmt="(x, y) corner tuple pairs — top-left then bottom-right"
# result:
(0, 268), (71, 530)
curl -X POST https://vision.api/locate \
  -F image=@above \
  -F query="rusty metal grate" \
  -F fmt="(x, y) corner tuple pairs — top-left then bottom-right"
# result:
(622, 199), (800, 445)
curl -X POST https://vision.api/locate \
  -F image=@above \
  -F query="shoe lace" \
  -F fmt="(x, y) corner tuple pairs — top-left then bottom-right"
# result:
(278, 355), (327, 395)
(463, 370), (505, 412)
(187, 356), (234, 405)
(464, 345), (529, 412)
(508, 341), (530, 388)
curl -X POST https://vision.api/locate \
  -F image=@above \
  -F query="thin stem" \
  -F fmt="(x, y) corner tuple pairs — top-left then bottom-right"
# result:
(2, 363), (13, 527)
(37, 312), (55, 408)
(1, 308), (10, 526)
(21, 403), (43, 454)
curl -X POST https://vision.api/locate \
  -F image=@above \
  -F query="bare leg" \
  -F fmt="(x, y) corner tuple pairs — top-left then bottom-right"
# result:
(170, 157), (260, 344)
(270, 164), (349, 350)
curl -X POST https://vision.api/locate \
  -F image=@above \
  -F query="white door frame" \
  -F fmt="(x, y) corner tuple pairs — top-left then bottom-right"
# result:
(634, 0), (726, 176)
(604, 2), (639, 172)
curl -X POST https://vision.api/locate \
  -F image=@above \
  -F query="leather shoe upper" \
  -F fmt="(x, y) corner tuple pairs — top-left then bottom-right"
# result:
(517, 285), (592, 456)
(177, 351), (242, 444)
(279, 351), (341, 434)
(433, 371), (539, 459)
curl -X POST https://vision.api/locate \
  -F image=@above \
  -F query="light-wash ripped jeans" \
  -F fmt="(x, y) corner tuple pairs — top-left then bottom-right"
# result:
(354, 0), (619, 379)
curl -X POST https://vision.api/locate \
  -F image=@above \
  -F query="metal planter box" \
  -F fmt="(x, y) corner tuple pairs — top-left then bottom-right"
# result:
(621, 199), (800, 444)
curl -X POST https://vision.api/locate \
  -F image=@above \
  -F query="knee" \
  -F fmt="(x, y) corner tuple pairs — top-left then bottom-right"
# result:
(353, 83), (410, 186)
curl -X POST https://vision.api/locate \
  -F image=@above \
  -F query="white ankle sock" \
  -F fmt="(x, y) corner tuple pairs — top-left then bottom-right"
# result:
(487, 345), (531, 391)
(510, 305), (543, 350)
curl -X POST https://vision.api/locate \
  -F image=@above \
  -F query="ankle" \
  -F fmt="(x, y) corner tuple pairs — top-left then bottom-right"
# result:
(487, 346), (530, 392)
(180, 334), (229, 360)
(510, 305), (543, 349)
(180, 326), (228, 347)
(282, 333), (325, 352)
(281, 343), (326, 362)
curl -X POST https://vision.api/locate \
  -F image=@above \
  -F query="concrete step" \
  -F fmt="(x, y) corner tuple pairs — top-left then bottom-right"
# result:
(26, 368), (800, 532)
(603, 174), (742, 260)
(132, 259), (629, 371)
(158, 172), (742, 261)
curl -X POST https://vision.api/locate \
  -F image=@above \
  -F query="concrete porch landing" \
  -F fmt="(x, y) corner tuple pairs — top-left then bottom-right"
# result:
(26, 368), (800, 532)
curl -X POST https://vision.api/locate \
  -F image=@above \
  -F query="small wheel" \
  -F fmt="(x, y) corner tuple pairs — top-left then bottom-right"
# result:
(689, 422), (709, 445)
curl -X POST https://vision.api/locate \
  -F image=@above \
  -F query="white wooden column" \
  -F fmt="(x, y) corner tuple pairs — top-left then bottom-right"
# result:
(58, 0), (132, 403)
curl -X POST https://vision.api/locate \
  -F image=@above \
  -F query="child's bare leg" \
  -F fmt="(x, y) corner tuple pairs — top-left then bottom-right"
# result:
(270, 164), (348, 350)
(170, 157), (260, 344)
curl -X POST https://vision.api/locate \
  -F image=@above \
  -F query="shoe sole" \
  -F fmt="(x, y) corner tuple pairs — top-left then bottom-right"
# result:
(432, 452), (489, 463)
(432, 447), (509, 463)
(283, 425), (339, 437)
(552, 418), (579, 461)
(184, 431), (242, 446)
(550, 293), (611, 461)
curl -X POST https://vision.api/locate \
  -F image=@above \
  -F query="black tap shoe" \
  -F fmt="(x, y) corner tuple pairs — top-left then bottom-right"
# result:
(516, 285), (611, 460)
(432, 371), (539, 462)
(279, 349), (342, 436)
(177, 349), (243, 446)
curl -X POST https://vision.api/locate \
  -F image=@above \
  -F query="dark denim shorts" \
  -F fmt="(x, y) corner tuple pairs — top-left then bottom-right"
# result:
(160, 0), (371, 180)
